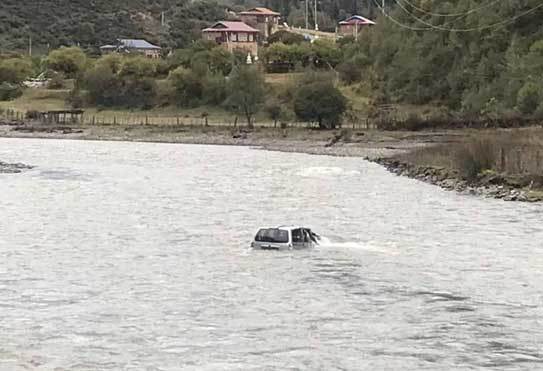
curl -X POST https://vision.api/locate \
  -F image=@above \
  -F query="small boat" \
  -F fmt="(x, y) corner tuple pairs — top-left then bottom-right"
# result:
(251, 226), (320, 250)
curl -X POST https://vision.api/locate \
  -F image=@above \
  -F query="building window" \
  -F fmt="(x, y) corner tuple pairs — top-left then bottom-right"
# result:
(238, 32), (248, 42)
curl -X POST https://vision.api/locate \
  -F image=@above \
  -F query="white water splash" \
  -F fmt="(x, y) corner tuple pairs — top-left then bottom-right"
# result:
(318, 237), (400, 255)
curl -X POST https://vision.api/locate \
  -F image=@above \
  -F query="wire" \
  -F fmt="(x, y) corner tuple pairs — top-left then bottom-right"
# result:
(397, 0), (502, 18)
(371, 0), (433, 31)
(377, 0), (543, 32)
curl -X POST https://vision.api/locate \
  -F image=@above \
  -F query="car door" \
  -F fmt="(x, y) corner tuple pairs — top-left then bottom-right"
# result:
(291, 228), (304, 249)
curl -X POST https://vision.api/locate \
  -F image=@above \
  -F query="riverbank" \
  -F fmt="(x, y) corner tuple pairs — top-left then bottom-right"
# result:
(0, 120), (449, 159)
(2, 119), (542, 202)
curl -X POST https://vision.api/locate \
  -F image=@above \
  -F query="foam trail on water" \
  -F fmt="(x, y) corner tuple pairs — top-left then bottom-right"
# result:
(317, 237), (400, 255)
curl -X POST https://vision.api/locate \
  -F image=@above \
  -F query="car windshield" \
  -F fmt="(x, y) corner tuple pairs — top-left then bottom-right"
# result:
(255, 228), (289, 243)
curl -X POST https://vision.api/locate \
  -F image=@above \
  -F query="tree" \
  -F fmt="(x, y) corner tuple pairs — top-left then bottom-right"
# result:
(168, 66), (204, 107)
(47, 47), (87, 78)
(294, 81), (347, 129)
(119, 56), (158, 79)
(517, 82), (540, 115)
(265, 100), (283, 127)
(0, 58), (32, 84)
(225, 66), (266, 128)
(268, 30), (306, 45)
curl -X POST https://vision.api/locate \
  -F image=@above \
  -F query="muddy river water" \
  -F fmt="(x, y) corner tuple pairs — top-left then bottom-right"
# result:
(1, 138), (542, 370)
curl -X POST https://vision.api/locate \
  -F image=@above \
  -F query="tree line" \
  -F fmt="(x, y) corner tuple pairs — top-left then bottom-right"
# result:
(0, 43), (348, 129)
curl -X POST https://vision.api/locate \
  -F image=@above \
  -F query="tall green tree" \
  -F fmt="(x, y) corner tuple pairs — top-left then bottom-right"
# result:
(294, 80), (347, 129)
(225, 66), (266, 128)
(47, 47), (87, 78)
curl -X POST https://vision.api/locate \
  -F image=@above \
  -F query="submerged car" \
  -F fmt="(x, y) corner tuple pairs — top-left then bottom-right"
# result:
(251, 226), (320, 250)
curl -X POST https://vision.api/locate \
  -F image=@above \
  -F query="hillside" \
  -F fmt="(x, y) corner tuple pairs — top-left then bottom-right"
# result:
(0, 0), (226, 53)
(0, 0), (378, 53)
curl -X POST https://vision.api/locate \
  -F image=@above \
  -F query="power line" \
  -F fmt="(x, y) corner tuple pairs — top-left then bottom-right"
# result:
(397, 0), (502, 18)
(371, 0), (435, 31)
(376, 0), (543, 32)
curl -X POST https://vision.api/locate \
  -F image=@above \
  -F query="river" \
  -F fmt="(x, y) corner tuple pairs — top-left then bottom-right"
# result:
(1, 138), (542, 370)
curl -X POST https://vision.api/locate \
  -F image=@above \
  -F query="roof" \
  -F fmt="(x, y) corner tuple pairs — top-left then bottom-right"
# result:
(239, 7), (280, 16)
(339, 15), (376, 25)
(118, 39), (161, 50)
(275, 225), (311, 231)
(202, 21), (260, 33)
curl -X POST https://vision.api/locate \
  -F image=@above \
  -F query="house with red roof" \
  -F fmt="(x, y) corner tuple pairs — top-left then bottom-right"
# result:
(338, 15), (376, 39)
(239, 7), (281, 39)
(202, 21), (260, 56)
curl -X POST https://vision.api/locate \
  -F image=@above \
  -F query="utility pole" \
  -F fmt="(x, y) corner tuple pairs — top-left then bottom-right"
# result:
(28, 34), (32, 57)
(381, 0), (385, 14)
(314, 0), (318, 30)
(161, 11), (165, 26)
(305, 0), (309, 29)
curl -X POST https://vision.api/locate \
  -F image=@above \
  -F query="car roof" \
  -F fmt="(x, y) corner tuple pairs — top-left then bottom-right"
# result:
(276, 225), (309, 231)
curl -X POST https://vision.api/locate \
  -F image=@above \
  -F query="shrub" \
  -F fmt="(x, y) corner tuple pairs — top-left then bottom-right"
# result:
(517, 82), (540, 115)
(268, 30), (306, 45)
(25, 110), (41, 120)
(265, 100), (282, 127)
(46, 73), (65, 89)
(66, 89), (85, 109)
(168, 67), (204, 107)
(0, 58), (33, 84)
(337, 60), (363, 85)
(0, 82), (23, 101)
(47, 47), (88, 78)
(294, 80), (347, 129)
(202, 73), (227, 106)
(455, 140), (496, 180)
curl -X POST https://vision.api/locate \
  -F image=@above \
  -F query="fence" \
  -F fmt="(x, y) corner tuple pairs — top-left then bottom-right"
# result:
(0, 107), (376, 130)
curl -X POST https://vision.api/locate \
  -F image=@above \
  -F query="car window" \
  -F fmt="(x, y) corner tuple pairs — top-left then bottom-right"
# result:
(255, 228), (289, 243)
(292, 229), (303, 243)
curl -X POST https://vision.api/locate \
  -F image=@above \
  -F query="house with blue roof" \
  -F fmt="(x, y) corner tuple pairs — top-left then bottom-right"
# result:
(100, 39), (162, 58)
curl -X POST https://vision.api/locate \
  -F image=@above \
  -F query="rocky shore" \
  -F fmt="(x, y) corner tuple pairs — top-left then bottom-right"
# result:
(0, 160), (33, 174)
(370, 157), (543, 202)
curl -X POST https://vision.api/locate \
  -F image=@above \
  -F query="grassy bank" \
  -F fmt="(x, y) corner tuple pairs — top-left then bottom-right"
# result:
(377, 127), (543, 201)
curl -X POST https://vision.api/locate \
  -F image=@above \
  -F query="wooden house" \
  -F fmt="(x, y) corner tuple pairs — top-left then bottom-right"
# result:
(239, 7), (281, 39)
(338, 15), (376, 39)
(100, 39), (162, 58)
(202, 21), (260, 56)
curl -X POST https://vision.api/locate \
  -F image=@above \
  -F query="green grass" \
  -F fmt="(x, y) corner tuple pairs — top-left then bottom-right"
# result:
(0, 88), (70, 113)
(0, 87), (276, 126)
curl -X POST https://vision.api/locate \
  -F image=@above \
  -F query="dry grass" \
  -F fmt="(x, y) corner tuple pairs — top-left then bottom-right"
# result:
(398, 128), (543, 176)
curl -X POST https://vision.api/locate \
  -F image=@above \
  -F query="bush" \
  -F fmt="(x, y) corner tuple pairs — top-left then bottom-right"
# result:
(25, 110), (41, 120)
(202, 73), (227, 106)
(0, 82), (23, 101)
(517, 82), (540, 115)
(337, 60), (363, 85)
(168, 67), (204, 107)
(46, 73), (65, 89)
(0, 58), (33, 84)
(268, 30), (306, 45)
(66, 89), (85, 109)
(47, 47), (88, 78)
(294, 80), (347, 129)
(455, 140), (496, 180)
(265, 100), (282, 127)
